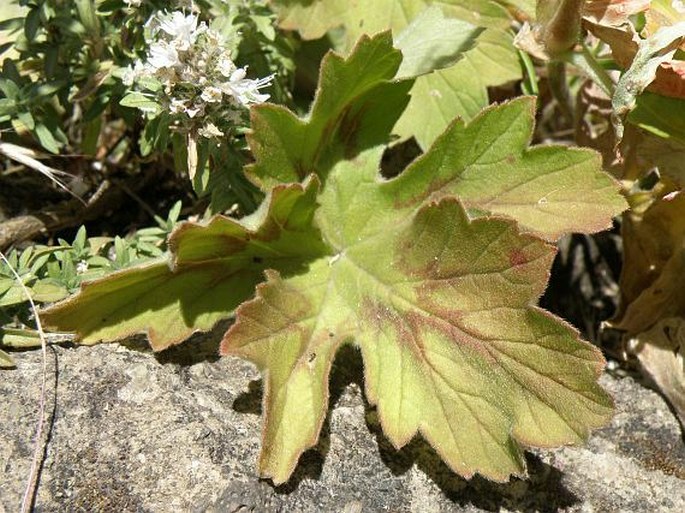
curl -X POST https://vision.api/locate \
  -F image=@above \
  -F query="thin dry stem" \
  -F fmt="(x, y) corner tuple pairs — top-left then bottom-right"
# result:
(0, 251), (51, 513)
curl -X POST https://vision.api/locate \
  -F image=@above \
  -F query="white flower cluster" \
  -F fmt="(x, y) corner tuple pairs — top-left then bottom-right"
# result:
(123, 10), (274, 139)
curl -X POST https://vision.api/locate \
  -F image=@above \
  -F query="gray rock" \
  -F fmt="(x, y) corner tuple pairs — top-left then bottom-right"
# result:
(1, 327), (684, 512)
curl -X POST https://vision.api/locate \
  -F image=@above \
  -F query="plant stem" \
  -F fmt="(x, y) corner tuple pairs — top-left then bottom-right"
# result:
(547, 61), (574, 124)
(518, 49), (539, 95)
(562, 44), (615, 97)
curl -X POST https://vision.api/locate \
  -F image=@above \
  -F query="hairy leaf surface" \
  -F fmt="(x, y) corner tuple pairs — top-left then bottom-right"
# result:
(222, 147), (614, 484)
(41, 179), (328, 350)
(251, 36), (625, 240)
(219, 34), (625, 484)
(246, 32), (413, 189)
(387, 98), (628, 240)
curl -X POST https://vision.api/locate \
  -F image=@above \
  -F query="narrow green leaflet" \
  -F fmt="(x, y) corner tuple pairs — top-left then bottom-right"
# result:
(222, 148), (613, 484)
(41, 179), (328, 350)
(270, 0), (522, 148)
(629, 92), (685, 144)
(119, 92), (162, 115)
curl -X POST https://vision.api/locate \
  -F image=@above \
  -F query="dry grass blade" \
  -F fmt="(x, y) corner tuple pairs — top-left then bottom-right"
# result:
(0, 140), (85, 204)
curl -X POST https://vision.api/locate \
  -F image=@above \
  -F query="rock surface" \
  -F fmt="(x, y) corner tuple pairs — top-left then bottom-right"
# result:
(1, 327), (685, 512)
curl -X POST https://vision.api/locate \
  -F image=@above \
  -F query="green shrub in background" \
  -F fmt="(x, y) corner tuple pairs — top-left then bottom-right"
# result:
(0, 0), (295, 212)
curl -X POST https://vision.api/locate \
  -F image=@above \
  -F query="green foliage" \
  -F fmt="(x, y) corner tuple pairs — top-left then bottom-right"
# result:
(43, 32), (626, 484)
(0, 0), (159, 152)
(0, 201), (182, 351)
(0, 0), (295, 214)
(270, 0), (523, 148)
(629, 92), (685, 143)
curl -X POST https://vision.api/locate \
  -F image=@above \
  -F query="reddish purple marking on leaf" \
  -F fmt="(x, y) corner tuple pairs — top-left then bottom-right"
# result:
(219, 235), (251, 254)
(338, 103), (365, 158)
(509, 248), (528, 268)
(414, 282), (466, 324)
(363, 298), (494, 362)
(408, 310), (496, 363)
(364, 299), (416, 348)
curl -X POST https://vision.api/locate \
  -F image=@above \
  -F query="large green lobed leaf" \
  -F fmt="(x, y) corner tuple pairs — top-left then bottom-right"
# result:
(222, 33), (625, 484)
(223, 147), (614, 483)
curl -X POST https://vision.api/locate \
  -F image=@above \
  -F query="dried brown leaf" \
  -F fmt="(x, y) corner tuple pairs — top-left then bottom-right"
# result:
(628, 318), (685, 427)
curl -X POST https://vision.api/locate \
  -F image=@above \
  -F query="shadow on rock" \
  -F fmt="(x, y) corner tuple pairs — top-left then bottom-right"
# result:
(229, 343), (579, 511)
(153, 319), (232, 366)
(369, 416), (579, 512)
(232, 379), (262, 414)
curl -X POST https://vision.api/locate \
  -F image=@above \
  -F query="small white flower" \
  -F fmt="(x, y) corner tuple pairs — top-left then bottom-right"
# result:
(204, 28), (223, 48)
(76, 260), (88, 274)
(179, 65), (198, 83)
(158, 12), (204, 51)
(222, 68), (274, 106)
(199, 122), (224, 138)
(148, 41), (180, 70)
(124, 9), (275, 129)
(201, 86), (223, 103)
(121, 65), (137, 87)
